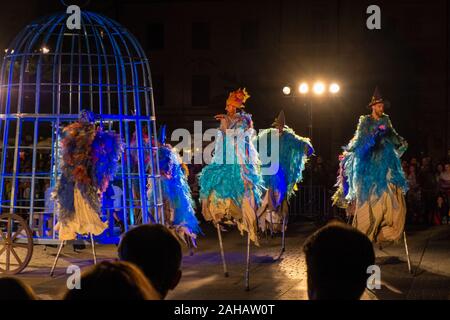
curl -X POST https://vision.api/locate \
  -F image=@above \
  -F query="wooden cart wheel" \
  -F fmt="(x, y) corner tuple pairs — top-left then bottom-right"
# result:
(0, 213), (34, 275)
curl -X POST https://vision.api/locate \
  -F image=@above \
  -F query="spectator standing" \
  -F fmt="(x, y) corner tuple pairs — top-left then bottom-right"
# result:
(103, 184), (116, 237)
(436, 164), (444, 184)
(439, 164), (450, 198)
(418, 163), (438, 225)
(43, 183), (54, 237)
(407, 165), (418, 189)
(432, 194), (448, 225)
(410, 157), (419, 172)
(402, 160), (409, 177)
(111, 183), (125, 234)
(313, 156), (329, 187)
(406, 165), (422, 224)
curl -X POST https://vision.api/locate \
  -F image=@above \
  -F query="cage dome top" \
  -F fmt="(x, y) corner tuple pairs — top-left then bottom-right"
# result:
(0, 10), (155, 119)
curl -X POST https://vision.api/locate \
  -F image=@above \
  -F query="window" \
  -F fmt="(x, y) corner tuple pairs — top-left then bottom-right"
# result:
(240, 21), (259, 50)
(147, 23), (164, 50)
(191, 75), (210, 106)
(192, 22), (210, 49)
(152, 75), (164, 106)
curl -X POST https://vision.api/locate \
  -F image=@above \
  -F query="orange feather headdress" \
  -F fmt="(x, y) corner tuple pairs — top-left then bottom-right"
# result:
(226, 88), (250, 109)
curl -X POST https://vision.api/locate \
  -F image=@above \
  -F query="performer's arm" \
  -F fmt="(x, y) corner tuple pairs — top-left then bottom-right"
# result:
(345, 116), (375, 154)
(386, 116), (408, 156)
(214, 114), (229, 132)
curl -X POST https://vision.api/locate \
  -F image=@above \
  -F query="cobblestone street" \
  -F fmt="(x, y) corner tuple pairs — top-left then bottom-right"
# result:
(4, 222), (449, 300)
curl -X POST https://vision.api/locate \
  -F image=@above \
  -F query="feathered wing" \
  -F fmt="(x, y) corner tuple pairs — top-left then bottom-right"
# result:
(256, 127), (313, 203)
(91, 129), (123, 193)
(158, 146), (201, 241)
(280, 127), (314, 200)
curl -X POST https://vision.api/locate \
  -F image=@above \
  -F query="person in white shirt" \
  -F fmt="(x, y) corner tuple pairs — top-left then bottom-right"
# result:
(111, 184), (125, 233)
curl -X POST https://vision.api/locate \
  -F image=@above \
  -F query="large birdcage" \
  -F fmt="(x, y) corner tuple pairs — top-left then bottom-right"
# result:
(0, 10), (163, 274)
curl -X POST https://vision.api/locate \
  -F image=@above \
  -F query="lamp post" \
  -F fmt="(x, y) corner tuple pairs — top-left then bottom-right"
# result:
(282, 81), (340, 219)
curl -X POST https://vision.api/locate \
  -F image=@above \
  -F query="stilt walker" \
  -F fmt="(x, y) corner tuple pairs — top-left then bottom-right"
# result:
(199, 88), (264, 290)
(255, 111), (314, 259)
(50, 110), (123, 276)
(332, 87), (412, 272)
(147, 125), (202, 248)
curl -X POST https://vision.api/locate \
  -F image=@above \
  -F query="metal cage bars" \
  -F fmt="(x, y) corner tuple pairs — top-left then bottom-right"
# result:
(0, 11), (164, 241)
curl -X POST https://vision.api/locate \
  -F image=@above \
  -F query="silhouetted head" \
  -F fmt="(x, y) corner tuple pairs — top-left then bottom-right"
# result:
(303, 222), (375, 300)
(0, 277), (37, 300)
(63, 260), (158, 300)
(118, 224), (182, 299)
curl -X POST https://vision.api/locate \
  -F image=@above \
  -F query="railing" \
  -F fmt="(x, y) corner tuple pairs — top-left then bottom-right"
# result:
(288, 185), (335, 221)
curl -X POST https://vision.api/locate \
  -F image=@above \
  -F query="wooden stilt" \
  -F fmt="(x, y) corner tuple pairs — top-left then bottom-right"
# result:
(281, 215), (287, 255)
(186, 235), (194, 256)
(403, 231), (412, 274)
(50, 240), (65, 277)
(90, 233), (97, 265)
(269, 211), (274, 238)
(245, 232), (251, 291)
(217, 224), (228, 277)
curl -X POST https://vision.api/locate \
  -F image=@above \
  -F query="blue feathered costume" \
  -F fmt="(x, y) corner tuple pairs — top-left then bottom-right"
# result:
(52, 110), (123, 240)
(255, 112), (314, 232)
(147, 133), (201, 247)
(199, 89), (264, 245)
(333, 94), (408, 242)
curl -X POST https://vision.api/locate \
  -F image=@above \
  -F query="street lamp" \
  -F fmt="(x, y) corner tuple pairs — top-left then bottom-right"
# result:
(313, 82), (326, 95)
(282, 86), (292, 96)
(281, 80), (341, 136)
(282, 80), (341, 219)
(299, 82), (309, 94)
(329, 83), (340, 94)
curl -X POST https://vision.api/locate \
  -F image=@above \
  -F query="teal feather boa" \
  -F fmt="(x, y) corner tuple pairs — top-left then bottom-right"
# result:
(199, 162), (264, 206)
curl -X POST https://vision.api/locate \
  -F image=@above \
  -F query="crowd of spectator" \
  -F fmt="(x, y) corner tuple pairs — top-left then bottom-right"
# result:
(302, 154), (450, 226)
(403, 156), (450, 225)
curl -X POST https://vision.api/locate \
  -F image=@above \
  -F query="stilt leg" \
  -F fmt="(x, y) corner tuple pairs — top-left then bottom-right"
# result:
(187, 235), (194, 256)
(276, 215), (287, 261)
(50, 240), (65, 277)
(269, 211), (274, 238)
(347, 214), (352, 224)
(90, 233), (97, 265)
(217, 224), (228, 277)
(281, 215), (287, 253)
(245, 232), (251, 291)
(403, 231), (412, 274)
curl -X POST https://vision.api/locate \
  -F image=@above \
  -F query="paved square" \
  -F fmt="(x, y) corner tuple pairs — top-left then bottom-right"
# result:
(3, 222), (449, 300)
